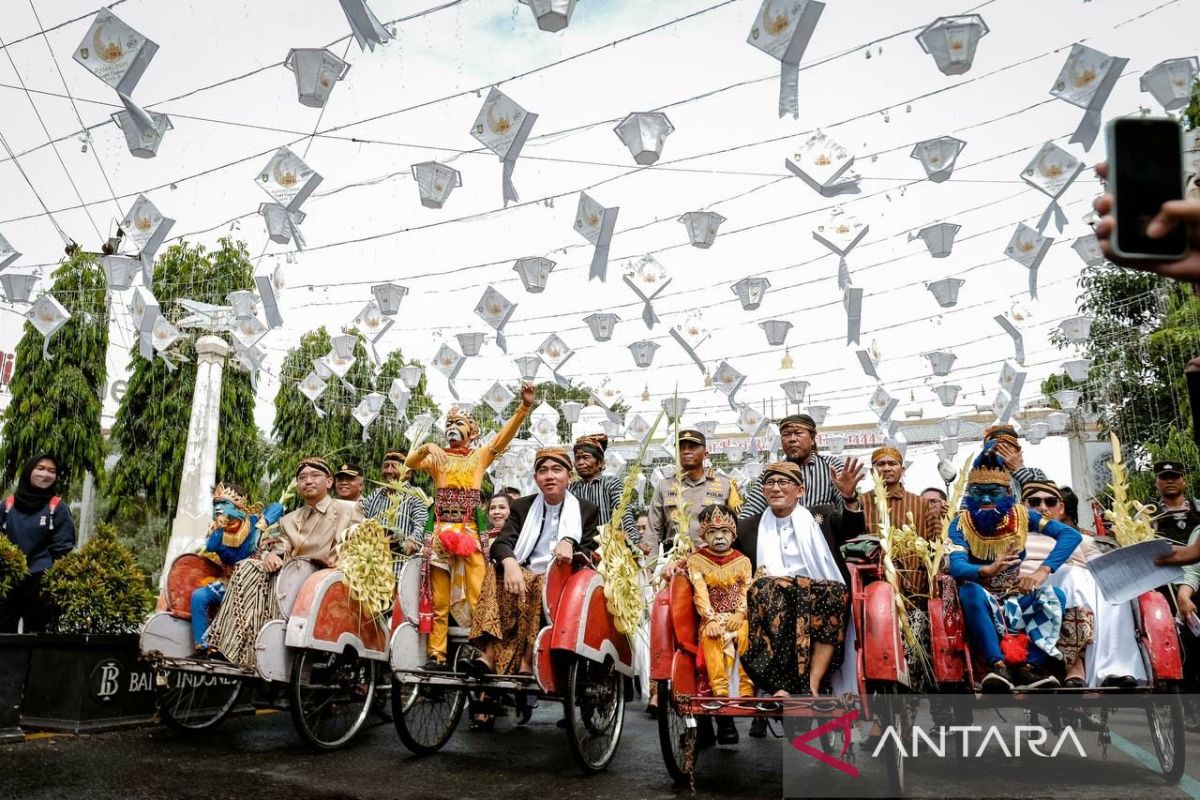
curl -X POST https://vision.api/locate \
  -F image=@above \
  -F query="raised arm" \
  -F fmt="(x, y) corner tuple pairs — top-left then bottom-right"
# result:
(487, 382), (536, 461)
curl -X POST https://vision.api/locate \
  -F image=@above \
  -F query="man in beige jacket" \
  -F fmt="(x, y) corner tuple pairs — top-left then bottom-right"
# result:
(262, 456), (363, 572)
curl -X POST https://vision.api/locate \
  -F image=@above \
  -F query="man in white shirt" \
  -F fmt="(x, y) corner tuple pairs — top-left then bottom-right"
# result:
(469, 447), (600, 676)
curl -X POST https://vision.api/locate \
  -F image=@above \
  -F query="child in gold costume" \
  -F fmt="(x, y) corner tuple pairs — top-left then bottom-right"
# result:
(686, 504), (753, 698)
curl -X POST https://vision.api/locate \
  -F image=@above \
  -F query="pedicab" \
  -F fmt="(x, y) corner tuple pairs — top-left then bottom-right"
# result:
(388, 553), (633, 773)
(139, 552), (389, 750)
(650, 539), (912, 794)
(927, 574), (1188, 783)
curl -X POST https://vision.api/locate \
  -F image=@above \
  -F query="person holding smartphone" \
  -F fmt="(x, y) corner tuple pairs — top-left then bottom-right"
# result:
(1092, 163), (1200, 279)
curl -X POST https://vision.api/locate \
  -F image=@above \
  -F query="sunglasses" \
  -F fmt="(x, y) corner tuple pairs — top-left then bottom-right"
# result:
(1025, 495), (1060, 509)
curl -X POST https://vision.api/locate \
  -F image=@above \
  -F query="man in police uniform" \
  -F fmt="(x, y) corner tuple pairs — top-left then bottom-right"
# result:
(644, 429), (741, 553)
(333, 461), (366, 507)
(1152, 461), (1200, 545)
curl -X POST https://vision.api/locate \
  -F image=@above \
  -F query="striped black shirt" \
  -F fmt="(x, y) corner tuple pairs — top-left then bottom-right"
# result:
(568, 475), (640, 542)
(738, 453), (847, 519)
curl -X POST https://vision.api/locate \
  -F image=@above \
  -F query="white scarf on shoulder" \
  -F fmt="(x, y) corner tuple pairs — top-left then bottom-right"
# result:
(756, 504), (843, 584)
(511, 492), (583, 567)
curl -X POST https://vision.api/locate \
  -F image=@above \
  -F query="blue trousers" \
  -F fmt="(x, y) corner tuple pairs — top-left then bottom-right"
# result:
(190, 582), (226, 648)
(958, 581), (1060, 668)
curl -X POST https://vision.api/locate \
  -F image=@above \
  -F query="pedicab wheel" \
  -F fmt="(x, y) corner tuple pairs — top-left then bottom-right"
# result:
(656, 679), (695, 786)
(871, 686), (906, 797)
(563, 657), (626, 774)
(289, 649), (376, 751)
(1146, 689), (1186, 783)
(392, 675), (466, 755)
(158, 670), (242, 732)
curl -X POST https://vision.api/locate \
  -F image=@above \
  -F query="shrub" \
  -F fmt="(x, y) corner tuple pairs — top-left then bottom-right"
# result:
(0, 536), (28, 601)
(41, 523), (153, 635)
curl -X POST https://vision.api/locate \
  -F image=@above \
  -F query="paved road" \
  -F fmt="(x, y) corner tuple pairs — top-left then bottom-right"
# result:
(4, 698), (1200, 799)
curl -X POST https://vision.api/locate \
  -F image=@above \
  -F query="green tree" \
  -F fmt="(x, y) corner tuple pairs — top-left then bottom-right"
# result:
(107, 238), (261, 522)
(0, 251), (107, 497)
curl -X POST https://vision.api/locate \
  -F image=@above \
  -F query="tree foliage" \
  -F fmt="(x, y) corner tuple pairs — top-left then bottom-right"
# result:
(0, 251), (108, 497)
(41, 522), (153, 634)
(107, 238), (263, 522)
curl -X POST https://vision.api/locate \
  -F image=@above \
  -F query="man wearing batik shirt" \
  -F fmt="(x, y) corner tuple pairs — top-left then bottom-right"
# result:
(568, 433), (639, 543)
(860, 447), (940, 542)
(364, 451), (429, 558)
(739, 414), (847, 520)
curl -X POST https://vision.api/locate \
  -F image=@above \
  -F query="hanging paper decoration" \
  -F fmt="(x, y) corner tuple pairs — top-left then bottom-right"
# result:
(256, 147), (322, 212)
(227, 291), (258, 318)
(678, 211), (726, 249)
(911, 136), (966, 183)
(121, 195), (175, 285)
(661, 397), (688, 423)
(869, 385), (898, 422)
(101, 256), (138, 293)
(939, 438), (960, 459)
(760, 319), (792, 347)
(1071, 234), (1105, 266)
(1025, 421), (1051, 444)
(73, 10), (159, 144)
(813, 210), (868, 289)
(372, 283), (408, 316)
(0, 233), (19, 270)
(254, 274), (283, 328)
(1050, 44), (1127, 150)
(856, 349), (879, 380)
(150, 315), (183, 366)
(130, 286), (160, 359)
(231, 341), (265, 388)
(924, 350), (956, 377)
(299, 371), (329, 418)
(1021, 142), (1083, 233)
(27, 294), (69, 360)
(622, 255), (671, 329)
(583, 312), (620, 342)
(746, 0), (825, 118)
(518, 0), (577, 32)
(1000, 361), (1027, 403)
(786, 132), (860, 196)
(592, 377), (624, 412)
(711, 361), (746, 410)
(513, 257), (555, 293)
(780, 380), (808, 405)
(731, 277), (771, 311)
(474, 285), (516, 353)
(433, 343), (466, 399)
(456, 332), (486, 357)
(538, 333), (574, 387)
(259, 203), (306, 248)
(530, 406), (561, 447)
(324, 335), (359, 382)
(112, 109), (171, 159)
(338, 0), (392, 51)
(353, 393), (385, 442)
(1059, 315), (1093, 344)
(559, 401), (584, 425)
(624, 413), (651, 445)
(737, 404), (767, 437)
(482, 381), (514, 414)
(668, 311), (709, 373)
(994, 315), (1026, 366)
(0, 272), (37, 304)
(284, 48), (350, 110)
(614, 112), (674, 165)
(915, 15), (988, 75)
(388, 378), (411, 417)
(515, 356), (541, 382)
(628, 340), (659, 368)
(313, 358), (334, 381)
(575, 193), (620, 281)
(939, 416), (962, 438)
(925, 278), (964, 309)
(1141, 57), (1200, 112)
(1062, 358), (1092, 382)
(353, 301), (393, 362)
(471, 88), (538, 206)
(991, 389), (1017, 424)
(933, 384), (960, 407)
(1053, 390), (1082, 411)
(912, 222), (960, 258)
(843, 287), (863, 345)
(1004, 223), (1053, 299)
(231, 314), (268, 351)
(398, 364), (423, 390)
(411, 161), (462, 209)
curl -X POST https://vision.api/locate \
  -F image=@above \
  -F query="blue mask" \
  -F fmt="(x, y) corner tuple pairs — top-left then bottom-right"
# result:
(212, 499), (246, 526)
(963, 484), (1016, 534)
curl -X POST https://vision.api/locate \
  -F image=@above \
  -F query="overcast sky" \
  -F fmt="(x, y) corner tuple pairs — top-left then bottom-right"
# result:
(0, 0), (1196, 460)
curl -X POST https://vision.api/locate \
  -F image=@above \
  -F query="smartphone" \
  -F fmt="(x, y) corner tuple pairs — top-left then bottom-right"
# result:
(1106, 117), (1189, 260)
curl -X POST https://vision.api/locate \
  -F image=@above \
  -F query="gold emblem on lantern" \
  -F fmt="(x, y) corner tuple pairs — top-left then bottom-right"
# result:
(93, 26), (124, 62)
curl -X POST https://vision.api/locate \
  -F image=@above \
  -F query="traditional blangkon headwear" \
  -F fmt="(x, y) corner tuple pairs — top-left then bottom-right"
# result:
(573, 433), (608, 460)
(445, 406), (481, 442)
(778, 413), (817, 434)
(958, 446), (1027, 561)
(296, 456), (332, 478)
(871, 446), (903, 464)
(383, 450), (407, 465)
(982, 424), (1020, 449)
(1020, 479), (1062, 502)
(534, 447), (573, 472)
(212, 482), (249, 511)
(762, 461), (804, 484)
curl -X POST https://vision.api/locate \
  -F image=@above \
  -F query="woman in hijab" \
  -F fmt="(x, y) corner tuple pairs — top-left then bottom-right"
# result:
(0, 454), (76, 632)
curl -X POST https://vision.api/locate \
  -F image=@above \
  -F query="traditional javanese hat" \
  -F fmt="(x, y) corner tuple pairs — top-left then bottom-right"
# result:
(871, 446), (903, 464)
(762, 461), (804, 484)
(778, 413), (817, 433)
(982, 424), (1020, 449)
(534, 446), (573, 471)
(1020, 479), (1062, 502)
(296, 456), (332, 478)
(382, 450), (407, 465)
(573, 433), (609, 460)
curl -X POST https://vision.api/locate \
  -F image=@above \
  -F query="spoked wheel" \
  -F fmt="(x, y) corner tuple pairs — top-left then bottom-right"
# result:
(393, 675), (466, 755)
(1146, 689), (1186, 783)
(656, 679), (696, 785)
(871, 687), (907, 797)
(563, 657), (626, 774)
(158, 670), (242, 732)
(289, 649), (376, 751)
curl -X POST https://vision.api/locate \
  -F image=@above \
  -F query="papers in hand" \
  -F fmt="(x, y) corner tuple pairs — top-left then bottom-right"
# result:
(1086, 539), (1183, 605)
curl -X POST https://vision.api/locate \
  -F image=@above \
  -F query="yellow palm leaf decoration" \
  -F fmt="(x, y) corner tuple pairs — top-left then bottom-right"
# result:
(1103, 433), (1158, 547)
(336, 519), (396, 616)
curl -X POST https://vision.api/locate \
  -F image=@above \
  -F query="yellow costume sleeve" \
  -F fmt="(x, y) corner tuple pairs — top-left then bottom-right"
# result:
(728, 479), (742, 512)
(486, 401), (532, 461)
(688, 563), (716, 622)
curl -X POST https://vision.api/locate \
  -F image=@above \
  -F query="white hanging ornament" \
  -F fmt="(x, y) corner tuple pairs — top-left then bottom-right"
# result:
(352, 301), (393, 362)
(591, 377), (624, 413)
(432, 343), (466, 399)
(855, 349), (879, 380)
(411, 161), (462, 209)
(923, 350), (956, 377)
(625, 413), (652, 444)
(994, 314), (1026, 365)
(668, 311), (709, 373)
(813, 210), (868, 289)
(926, 278), (965, 308)
(254, 274), (283, 328)
(101, 255), (139, 293)
(999, 361), (1027, 401)
(130, 286), (160, 359)
(255, 147), (322, 212)
(372, 283), (408, 316)
(1062, 358), (1092, 383)
(471, 88), (538, 206)
(1071, 234), (1106, 267)
(474, 285), (516, 353)
(780, 380), (808, 405)
(112, 109), (171, 159)
(387, 378), (411, 417)
(1021, 142), (1084, 233)
(1059, 316), (1093, 344)
(915, 15), (988, 76)
(515, 356), (541, 382)
(353, 392), (385, 442)
(398, 364), (423, 390)
(231, 315), (268, 350)
(992, 388), (1017, 424)
(150, 314), (183, 370)
(73, 9), (159, 144)
(324, 335), (358, 383)
(622, 255), (671, 329)
(711, 361), (746, 410)
(227, 291), (258, 319)
(537, 333), (574, 387)
(1140, 57), (1200, 112)
(746, 0), (826, 119)
(1004, 223), (1053, 300)
(614, 112), (674, 165)
(912, 222), (960, 258)
(338, 0), (392, 51)
(1050, 44), (1128, 151)
(0, 232), (19, 270)
(911, 136), (966, 183)
(934, 384), (960, 407)
(732, 276), (771, 311)
(27, 294), (70, 360)
(1054, 390), (1082, 411)
(299, 371), (329, 418)
(628, 340), (659, 369)
(456, 332), (486, 357)
(869, 385), (898, 422)
(760, 319), (792, 347)
(121, 195), (175, 285)
(678, 211), (726, 249)
(786, 132), (860, 196)
(284, 48), (350, 109)
(583, 312), (620, 342)
(513, 257), (555, 294)
(518, 0), (577, 32)
(843, 286), (863, 345)
(0, 272), (37, 304)
(575, 193), (620, 282)
(483, 381), (515, 414)
(737, 404), (767, 437)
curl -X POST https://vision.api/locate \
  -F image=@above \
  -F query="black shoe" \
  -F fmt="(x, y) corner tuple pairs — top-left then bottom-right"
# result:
(749, 717), (768, 738)
(462, 657), (490, 679)
(1061, 676), (1087, 689)
(716, 717), (739, 745)
(696, 716), (717, 750)
(423, 658), (448, 672)
(979, 662), (1014, 693)
(1013, 666), (1058, 690)
(644, 702), (658, 719)
(1100, 674), (1137, 690)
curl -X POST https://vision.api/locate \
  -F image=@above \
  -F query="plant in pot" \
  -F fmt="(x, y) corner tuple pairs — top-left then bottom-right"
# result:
(0, 537), (29, 743)
(20, 524), (158, 733)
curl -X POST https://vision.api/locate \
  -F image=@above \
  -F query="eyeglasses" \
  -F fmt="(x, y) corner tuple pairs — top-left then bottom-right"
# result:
(1025, 495), (1060, 509)
(296, 470), (328, 482)
(763, 478), (799, 489)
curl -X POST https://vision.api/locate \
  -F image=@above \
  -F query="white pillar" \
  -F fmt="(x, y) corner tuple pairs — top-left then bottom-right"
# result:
(76, 472), (96, 547)
(162, 335), (229, 588)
